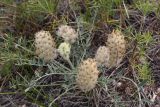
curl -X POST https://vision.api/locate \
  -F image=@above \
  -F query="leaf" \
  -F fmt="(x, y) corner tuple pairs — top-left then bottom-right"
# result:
(142, 98), (154, 104)
(138, 80), (148, 87)
(0, 61), (13, 76)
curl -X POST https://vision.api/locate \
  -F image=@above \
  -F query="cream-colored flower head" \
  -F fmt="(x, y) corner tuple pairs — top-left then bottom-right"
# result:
(58, 42), (71, 60)
(106, 30), (126, 67)
(57, 25), (78, 43)
(95, 46), (110, 66)
(35, 30), (57, 62)
(76, 58), (99, 92)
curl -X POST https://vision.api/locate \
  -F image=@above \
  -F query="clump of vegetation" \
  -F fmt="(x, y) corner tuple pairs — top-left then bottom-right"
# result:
(135, 0), (158, 16)
(136, 62), (153, 84)
(0, 0), (160, 107)
(134, 32), (154, 84)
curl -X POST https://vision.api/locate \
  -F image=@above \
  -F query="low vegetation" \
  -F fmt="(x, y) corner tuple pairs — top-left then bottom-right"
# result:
(0, 0), (160, 107)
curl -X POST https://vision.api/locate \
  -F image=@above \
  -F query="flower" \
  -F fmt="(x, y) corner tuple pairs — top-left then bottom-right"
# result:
(76, 58), (99, 92)
(106, 30), (126, 67)
(35, 30), (57, 62)
(95, 46), (110, 66)
(57, 25), (78, 43)
(58, 42), (71, 60)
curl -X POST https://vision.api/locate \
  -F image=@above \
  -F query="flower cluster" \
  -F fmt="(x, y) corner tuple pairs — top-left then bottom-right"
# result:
(95, 46), (110, 66)
(57, 25), (78, 43)
(106, 30), (126, 67)
(34, 26), (126, 92)
(76, 58), (99, 92)
(58, 42), (71, 60)
(34, 30), (57, 62)
(95, 30), (126, 67)
(34, 25), (78, 61)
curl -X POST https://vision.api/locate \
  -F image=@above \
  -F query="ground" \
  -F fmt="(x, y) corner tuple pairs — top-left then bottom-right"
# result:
(0, 0), (160, 107)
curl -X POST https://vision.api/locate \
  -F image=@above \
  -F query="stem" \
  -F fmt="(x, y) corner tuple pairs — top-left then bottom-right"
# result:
(66, 58), (74, 70)
(120, 76), (142, 107)
(49, 86), (76, 107)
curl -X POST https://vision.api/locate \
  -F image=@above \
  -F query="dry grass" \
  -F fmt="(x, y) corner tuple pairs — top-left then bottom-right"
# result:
(0, 0), (160, 107)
